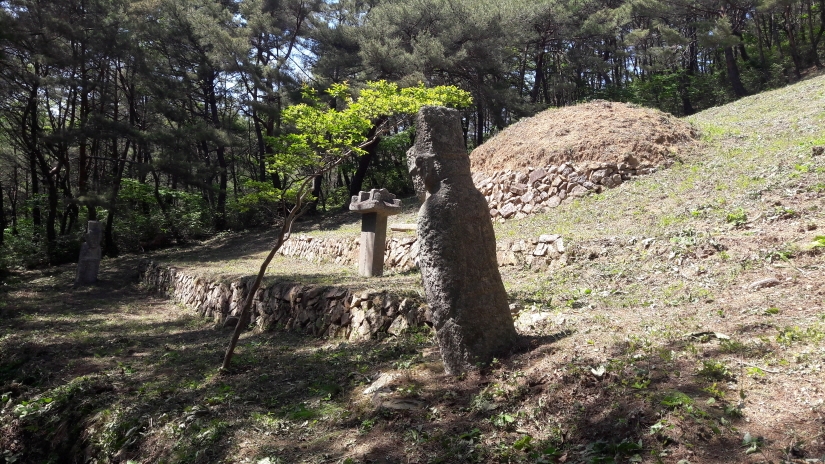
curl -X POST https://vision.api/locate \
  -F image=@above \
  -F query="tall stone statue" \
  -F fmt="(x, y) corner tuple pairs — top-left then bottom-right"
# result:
(76, 221), (102, 285)
(409, 106), (518, 374)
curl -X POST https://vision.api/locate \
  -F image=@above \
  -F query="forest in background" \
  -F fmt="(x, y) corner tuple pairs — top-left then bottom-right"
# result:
(0, 0), (822, 268)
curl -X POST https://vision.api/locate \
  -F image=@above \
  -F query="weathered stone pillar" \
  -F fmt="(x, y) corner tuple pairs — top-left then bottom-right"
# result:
(409, 106), (518, 374)
(349, 189), (402, 277)
(75, 220), (102, 285)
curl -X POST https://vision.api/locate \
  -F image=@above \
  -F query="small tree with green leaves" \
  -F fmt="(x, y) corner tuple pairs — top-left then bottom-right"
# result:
(221, 80), (471, 371)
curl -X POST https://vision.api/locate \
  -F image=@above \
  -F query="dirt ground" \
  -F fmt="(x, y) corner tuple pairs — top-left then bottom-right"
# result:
(2, 211), (824, 464)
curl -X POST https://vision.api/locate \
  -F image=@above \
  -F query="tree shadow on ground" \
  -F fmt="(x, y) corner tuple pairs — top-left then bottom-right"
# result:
(1, 260), (812, 464)
(1, 259), (429, 463)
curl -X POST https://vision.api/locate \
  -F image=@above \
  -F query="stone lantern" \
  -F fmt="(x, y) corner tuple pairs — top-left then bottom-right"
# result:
(349, 188), (402, 277)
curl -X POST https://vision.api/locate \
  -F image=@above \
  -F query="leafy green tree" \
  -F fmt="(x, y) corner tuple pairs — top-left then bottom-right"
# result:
(234, 0), (322, 190)
(307, 0), (375, 86)
(221, 80), (471, 370)
(357, 0), (529, 146)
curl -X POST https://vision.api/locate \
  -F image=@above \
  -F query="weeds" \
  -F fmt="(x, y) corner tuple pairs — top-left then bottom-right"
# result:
(582, 439), (643, 464)
(726, 208), (748, 227)
(776, 326), (825, 346)
(698, 359), (733, 380)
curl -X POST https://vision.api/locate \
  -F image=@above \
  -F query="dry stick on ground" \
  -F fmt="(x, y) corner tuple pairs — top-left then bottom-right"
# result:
(218, 135), (386, 372)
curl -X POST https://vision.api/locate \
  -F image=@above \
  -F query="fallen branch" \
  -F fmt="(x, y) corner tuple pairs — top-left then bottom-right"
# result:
(737, 361), (781, 374)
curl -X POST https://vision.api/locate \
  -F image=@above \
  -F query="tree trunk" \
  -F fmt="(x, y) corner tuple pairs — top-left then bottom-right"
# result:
(103, 139), (132, 257)
(0, 178), (6, 247)
(754, 12), (769, 83)
(26, 89), (42, 228)
(221, 176), (316, 372)
(10, 166), (18, 235)
(208, 74), (228, 231)
(809, 0), (825, 67)
(733, 31), (750, 62)
(784, 7), (804, 79)
(344, 124), (381, 207)
(475, 100), (484, 148)
(530, 52), (545, 103)
(681, 25), (698, 115)
(724, 46), (748, 97)
(252, 109), (268, 182)
(307, 175), (323, 215)
(78, 50), (92, 222)
(215, 146), (228, 230)
(43, 175), (59, 262)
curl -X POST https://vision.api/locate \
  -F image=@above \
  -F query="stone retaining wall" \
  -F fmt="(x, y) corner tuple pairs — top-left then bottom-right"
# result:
(138, 160), (624, 337)
(138, 235), (569, 340)
(474, 158), (662, 222)
(138, 260), (430, 341)
(278, 235), (419, 273)
(277, 232), (567, 273)
(274, 159), (656, 270)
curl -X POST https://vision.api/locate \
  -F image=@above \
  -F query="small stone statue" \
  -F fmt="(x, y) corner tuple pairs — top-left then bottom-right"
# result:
(409, 106), (518, 374)
(75, 221), (102, 285)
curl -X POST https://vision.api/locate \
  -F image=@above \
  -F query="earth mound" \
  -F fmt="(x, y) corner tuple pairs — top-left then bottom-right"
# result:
(470, 100), (699, 174)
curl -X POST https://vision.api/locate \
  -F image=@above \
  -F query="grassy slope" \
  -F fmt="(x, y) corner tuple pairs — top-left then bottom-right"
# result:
(1, 74), (824, 464)
(498, 72), (825, 307)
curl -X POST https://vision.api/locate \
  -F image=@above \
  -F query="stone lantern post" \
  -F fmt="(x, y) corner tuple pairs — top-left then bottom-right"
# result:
(349, 188), (401, 277)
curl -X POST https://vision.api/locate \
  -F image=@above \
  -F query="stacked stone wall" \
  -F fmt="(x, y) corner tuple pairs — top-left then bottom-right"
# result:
(278, 235), (419, 273)
(139, 231), (569, 340)
(138, 260), (431, 341)
(277, 233), (566, 272)
(474, 159), (662, 221)
(272, 160), (660, 269)
(139, 161), (642, 336)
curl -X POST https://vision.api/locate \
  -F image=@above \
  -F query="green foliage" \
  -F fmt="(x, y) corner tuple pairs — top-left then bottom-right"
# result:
(742, 432), (764, 454)
(660, 391), (694, 409)
(359, 417), (377, 433)
(234, 180), (296, 219)
(745, 366), (765, 377)
(274, 80), (471, 168)
(12, 396), (53, 419)
(0, 217), (78, 268)
(490, 411), (516, 429)
(616, 69), (734, 115)
(698, 359), (732, 380)
(367, 130), (416, 195)
(1, 220), (46, 269)
(512, 435), (533, 451)
(776, 325), (825, 346)
(725, 208), (748, 226)
(582, 439), (643, 464)
(237, 80), (471, 214)
(117, 179), (211, 246)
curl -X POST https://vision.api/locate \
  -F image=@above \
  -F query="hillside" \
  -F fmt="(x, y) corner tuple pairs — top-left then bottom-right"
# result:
(2, 74), (825, 464)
